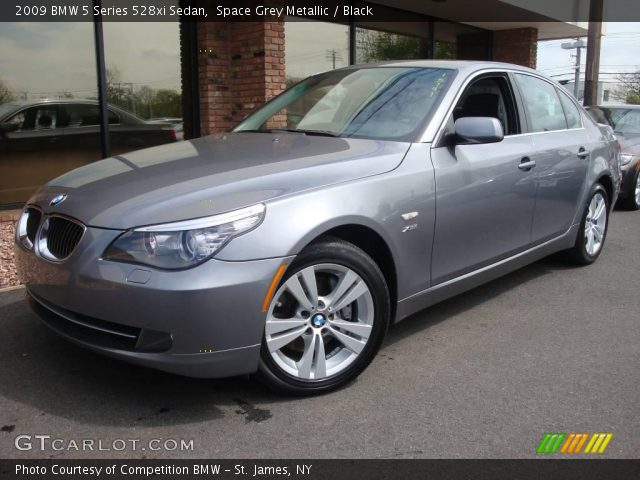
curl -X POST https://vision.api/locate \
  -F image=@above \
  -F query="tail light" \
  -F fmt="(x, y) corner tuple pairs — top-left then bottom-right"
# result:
(168, 129), (177, 141)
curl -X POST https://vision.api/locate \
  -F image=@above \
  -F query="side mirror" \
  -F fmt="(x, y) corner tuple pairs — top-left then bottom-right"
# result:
(454, 117), (504, 145)
(0, 122), (18, 133)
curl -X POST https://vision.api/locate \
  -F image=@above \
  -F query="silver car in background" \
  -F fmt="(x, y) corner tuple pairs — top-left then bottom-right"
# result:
(15, 61), (620, 395)
(587, 105), (640, 210)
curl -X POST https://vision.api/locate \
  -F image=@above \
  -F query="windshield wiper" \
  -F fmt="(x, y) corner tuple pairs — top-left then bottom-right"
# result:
(240, 128), (340, 137)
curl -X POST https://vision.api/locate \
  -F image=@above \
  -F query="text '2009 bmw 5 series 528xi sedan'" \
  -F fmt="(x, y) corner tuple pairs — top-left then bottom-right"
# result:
(15, 61), (620, 395)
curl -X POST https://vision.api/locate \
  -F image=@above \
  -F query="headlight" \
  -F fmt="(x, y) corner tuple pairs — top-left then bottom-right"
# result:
(620, 153), (636, 166)
(103, 204), (265, 269)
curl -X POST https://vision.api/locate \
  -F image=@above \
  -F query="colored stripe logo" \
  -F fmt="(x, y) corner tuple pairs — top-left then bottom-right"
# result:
(537, 433), (613, 454)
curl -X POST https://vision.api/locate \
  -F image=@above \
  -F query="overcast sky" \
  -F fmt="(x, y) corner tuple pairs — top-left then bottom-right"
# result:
(1, 21), (639, 100)
(537, 22), (640, 85)
(0, 22), (181, 100)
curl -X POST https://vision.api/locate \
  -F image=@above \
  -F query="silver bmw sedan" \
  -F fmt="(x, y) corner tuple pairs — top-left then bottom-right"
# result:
(15, 61), (620, 394)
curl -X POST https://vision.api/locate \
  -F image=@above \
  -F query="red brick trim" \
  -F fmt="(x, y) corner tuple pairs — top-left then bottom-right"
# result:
(0, 210), (20, 223)
(492, 27), (538, 69)
(195, 11), (286, 134)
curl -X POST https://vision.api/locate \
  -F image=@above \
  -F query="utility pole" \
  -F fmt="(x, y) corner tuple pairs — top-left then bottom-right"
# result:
(561, 39), (586, 99)
(325, 49), (343, 70)
(584, 0), (604, 106)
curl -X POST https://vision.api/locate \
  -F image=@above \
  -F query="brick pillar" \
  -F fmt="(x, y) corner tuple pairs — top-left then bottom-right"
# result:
(492, 27), (538, 69)
(193, 13), (286, 135)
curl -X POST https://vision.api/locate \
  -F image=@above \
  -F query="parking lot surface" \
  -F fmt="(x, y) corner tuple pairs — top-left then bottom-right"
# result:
(0, 210), (638, 459)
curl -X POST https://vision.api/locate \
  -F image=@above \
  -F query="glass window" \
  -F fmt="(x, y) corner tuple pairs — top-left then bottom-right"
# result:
(103, 11), (183, 152)
(434, 22), (491, 61)
(612, 109), (640, 134)
(557, 90), (582, 129)
(0, 18), (100, 206)
(355, 25), (429, 64)
(235, 67), (454, 141)
(515, 74), (568, 132)
(285, 19), (349, 86)
(454, 77), (519, 135)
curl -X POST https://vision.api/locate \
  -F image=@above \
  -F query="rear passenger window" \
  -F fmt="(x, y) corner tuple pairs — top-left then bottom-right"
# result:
(515, 74), (567, 132)
(58, 104), (119, 128)
(558, 90), (582, 129)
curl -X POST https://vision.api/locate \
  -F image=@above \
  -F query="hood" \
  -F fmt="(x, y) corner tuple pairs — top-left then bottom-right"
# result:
(32, 132), (410, 229)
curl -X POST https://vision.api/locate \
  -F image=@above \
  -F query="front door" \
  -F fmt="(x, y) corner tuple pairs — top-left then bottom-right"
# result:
(430, 74), (537, 285)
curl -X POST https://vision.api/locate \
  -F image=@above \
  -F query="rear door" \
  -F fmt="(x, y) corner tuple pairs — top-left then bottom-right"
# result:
(513, 74), (590, 243)
(430, 73), (537, 285)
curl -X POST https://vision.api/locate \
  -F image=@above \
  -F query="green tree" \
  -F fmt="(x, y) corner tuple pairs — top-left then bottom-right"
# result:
(152, 89), (182, 118)
(0, 77), (15, 104)
(285, 76), (303, 89)
(434, 41), (456, 60)
(105, 65), (131, 110)
(356, 29), (425, 63)
(614, 71), (640, 105)
(135, 85), (155, 119)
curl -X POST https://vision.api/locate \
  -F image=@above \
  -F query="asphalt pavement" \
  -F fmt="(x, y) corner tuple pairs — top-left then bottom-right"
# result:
(0, 209), (638, 459)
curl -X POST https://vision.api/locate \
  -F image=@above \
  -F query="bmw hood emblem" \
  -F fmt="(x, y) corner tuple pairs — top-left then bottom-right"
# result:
(50, 193), (68, 206)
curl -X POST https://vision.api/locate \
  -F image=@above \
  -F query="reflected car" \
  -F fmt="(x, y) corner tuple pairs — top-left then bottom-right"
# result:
(148, 117), (184, 141)
(587, 105), (640, 210)
(15, 62), (620, 395)
(0, 100), (177, 205)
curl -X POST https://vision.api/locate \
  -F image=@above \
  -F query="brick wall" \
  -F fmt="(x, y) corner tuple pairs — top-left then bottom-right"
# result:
(194, 6), (286, 135)
(492, 27), (538, 69)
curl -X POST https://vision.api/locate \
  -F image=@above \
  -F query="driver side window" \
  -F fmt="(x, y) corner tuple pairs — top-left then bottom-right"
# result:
(453, 76), (520, 136)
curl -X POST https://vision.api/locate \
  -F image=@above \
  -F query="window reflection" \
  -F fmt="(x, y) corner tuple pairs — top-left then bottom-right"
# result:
(103, 16), (183, 155)
(0, 19), (99, 205)
(355, 24), (430, 64)
(434, 22), (491, 61)
(285, 19), (349, 86)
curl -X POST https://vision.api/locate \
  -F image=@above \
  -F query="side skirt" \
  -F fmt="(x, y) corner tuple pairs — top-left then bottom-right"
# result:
(394, 224), (579, 323)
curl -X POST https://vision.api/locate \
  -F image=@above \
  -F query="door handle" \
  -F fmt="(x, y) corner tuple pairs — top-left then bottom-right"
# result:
(518, 157), (536, 171)
(577, 148), (590, 159)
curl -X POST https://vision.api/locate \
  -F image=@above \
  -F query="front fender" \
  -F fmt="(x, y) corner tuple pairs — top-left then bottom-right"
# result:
(216, 143), (436, 300)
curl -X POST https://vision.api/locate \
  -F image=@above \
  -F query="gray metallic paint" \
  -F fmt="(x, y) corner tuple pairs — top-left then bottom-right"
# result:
(15, 61), (620, 379)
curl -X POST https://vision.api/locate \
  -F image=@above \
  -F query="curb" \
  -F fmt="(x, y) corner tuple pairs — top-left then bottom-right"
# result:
(0, 284), (25, 293)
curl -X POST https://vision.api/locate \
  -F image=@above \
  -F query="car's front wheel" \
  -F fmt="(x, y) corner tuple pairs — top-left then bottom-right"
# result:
(257, 237), (390, 395)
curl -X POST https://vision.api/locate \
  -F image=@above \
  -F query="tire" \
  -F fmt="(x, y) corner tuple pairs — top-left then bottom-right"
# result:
(565, 184), (610, 265)
(620, 170), (640, 211)
(256, 236), (390, 396)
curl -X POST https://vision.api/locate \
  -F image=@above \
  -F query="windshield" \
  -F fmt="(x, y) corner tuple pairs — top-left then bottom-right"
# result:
(234, 67), (454, 141)
(589, 107), (640, 135)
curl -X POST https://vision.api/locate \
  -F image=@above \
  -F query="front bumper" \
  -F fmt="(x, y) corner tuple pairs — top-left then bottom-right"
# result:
(15, 225), (292, 378)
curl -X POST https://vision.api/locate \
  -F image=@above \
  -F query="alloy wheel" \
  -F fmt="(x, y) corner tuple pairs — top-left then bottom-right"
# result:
(584, 192), (607, 256)
(635, 173), (640, 208)
(265, 263), (374, 381)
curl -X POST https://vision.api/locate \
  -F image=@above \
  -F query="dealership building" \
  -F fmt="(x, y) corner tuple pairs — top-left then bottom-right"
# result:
(0, 0), (587, 208)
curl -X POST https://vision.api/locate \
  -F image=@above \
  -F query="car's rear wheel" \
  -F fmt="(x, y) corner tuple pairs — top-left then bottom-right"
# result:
(565, 184), (609, 265)
(257, 237), (390, 395)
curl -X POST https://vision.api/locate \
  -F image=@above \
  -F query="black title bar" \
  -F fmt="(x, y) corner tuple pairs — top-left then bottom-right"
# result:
(1, 0), (640, 22)
(1, 459), (640, 480)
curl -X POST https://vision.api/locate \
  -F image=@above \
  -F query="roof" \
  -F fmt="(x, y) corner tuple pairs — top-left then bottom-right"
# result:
(345, 60), (541, 77)
(587, 104), (640, 109)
